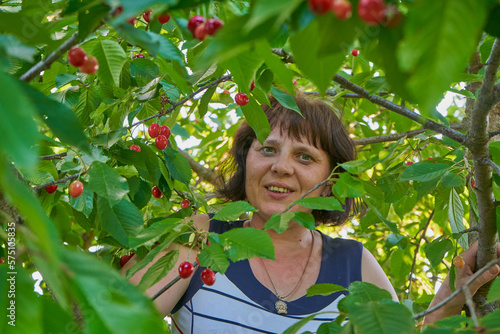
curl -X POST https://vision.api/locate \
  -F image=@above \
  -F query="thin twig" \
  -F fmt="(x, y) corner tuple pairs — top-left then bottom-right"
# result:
(462, 285), (480, 328)
(32, 172), (84, 192)
(478, 158), (500, 177)
(40, 152), (68, 160)
(283, 180), (329, 213)
(414, 257), (500, 319)
(151, 261), (198, 300)
(489, 129), (500, 138)
(130, 74), (232, 128)
(459, 226), (480, 234)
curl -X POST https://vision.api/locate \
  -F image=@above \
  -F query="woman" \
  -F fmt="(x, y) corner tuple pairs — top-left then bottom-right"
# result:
(124, 95), (499, 333)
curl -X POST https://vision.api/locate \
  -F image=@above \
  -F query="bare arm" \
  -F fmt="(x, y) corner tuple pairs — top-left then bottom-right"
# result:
(121, 213), (211, 316)
(361, 247), (399, 302)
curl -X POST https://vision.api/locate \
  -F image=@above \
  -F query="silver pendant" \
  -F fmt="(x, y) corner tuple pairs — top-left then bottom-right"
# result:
(275, 299), (287, 314)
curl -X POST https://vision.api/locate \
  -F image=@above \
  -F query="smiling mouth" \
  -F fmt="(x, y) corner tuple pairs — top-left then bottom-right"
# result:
(267, 186), (292, 193)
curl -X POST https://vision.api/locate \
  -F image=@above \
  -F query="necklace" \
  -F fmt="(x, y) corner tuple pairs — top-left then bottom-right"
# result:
(254, 224), (315, 314)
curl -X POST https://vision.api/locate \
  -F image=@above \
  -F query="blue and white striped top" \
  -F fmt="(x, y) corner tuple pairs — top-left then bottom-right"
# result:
(170, 218), (362, 334)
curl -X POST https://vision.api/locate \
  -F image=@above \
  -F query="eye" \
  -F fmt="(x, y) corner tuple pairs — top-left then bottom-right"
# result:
(299, 154), (313, 162)
(260, 146), (275, 155)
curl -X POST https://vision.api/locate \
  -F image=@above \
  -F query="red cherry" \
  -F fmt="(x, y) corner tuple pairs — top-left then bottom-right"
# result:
(471, 181), (476, 188)
(130, 144), (141, 152)
(152, 186), (163, 198)
(405, 161), (414, 166)
(351, 49), (359, 57)
(68, 47), (88, 67)
(358, 0), (386, 25)
(135, 54), (145, 58)
(159, 125), (171, 139)
(143, 9), (152, 23)
(188, 15), (205, 34)
(45, 184), (58, 194)
(158, 13), (171, 24)
(127, 16), (136, 25)
(204, 18), (224, 36)
(155, 135), (168, 150)
(179, 261), (194, 279)
(114, 6), (124, 17)
(79, 56), (99, 75)
(332, 0), (352, 20)
(250, 80), (255, 91)
(201, 268), (216, 286)
(194, 23), (207, 40)
(0, 257), (4, 264)
(235, 93), (249, 106)
(180, 199), (191, 209)
(69, 180), (84, 198)
(148, 123), (160, 138)
(293, 80), (298, 85)
(120, 253), (135, 267)
(308, 0), (333, 15)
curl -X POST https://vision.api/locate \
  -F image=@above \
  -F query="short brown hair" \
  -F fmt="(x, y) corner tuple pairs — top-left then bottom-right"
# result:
(217, 94), (358, 226)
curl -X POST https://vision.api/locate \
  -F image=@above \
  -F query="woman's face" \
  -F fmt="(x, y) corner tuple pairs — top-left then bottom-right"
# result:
(244, 127), (331, 224)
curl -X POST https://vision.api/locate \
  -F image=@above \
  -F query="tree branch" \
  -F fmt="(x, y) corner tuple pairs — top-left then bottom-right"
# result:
(40, 152), (68, 160)
(478, 158), (500, 177)
(20, 32), (80, 83)
(178, 149), (221, 187)
(474, 39), (500, 118)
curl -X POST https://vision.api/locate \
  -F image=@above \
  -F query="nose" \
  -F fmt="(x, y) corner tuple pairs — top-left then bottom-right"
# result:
(271, 153), (293, 176)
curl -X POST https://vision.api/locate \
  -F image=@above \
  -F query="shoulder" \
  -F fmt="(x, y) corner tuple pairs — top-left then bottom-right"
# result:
(321, 233), (363, 255)
(361, 247), (399, 301)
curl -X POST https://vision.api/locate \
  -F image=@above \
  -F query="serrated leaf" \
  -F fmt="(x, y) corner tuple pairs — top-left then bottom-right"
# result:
(486, 277), (500, 303)
(270, 86), (300, 115)
(255, 40), (295, 94)
(212, 201), (257, 221)
(222, 228), (275, 261)
(92, 39), (128, 87)
(130, 58), (159, 80)
(339, 159), (376, 175)
(138, 250), (179, 291)
(335, 173), (366, 199)
(198, 242), (230, 274)
(448, 188), (468, 249)
(400, 163), (450, 182)
(245, 0), (303, 32)
(264, 211), (295, 233)
(240, 97), (271, 144)
(349, 300), (416, 334)
(292, 211), (316, 230)
(164, 147), (192, 186)
(97, 197), (143, 247)
(307, 283), (347, 297)
(294, 196), (343, 211)
(424, 238), (453, 268)
(88, 162), (129, 207)
(390, 249), (411, 279)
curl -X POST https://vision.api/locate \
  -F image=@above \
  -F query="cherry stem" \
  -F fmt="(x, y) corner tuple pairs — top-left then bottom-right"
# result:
(32, 171), (85, 192)
(151, 260), (199, 301)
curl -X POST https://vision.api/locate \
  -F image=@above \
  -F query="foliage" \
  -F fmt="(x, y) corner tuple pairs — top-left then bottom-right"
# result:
(0, 0), (500, 333)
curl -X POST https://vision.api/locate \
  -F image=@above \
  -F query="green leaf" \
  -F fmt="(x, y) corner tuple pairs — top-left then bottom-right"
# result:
(292, 212), (316, 230)
(62, 249), (167, 333)
(334, 173), (366, 199)
(282, 313), (322, 334)
(270, 86), (301, 115)
(97, 197), (143, 247)
(222, 227), (275, 261)
(245, 0), (303, 32)
(294, 196), (343, 211)
(138, 250), (179, 291)
(339, 159), (377, 175)
(129, 218), (183, 248)
(486, 277), (500, 303)
(346, 281), (394, 304)
(212, 201), (257, 221)
(198, 242), (230, 273)
(363, 196), (399, 234)
(307, 283), (347, 297)
(255, 40), (295, 94)
(397, 0), (488, 113)
(88, 162), (129, 207)
(164, 147), (192, 186)
(78, 3), (109, 40)
(223, 50), (263, 95)
(0, 71), (39, 172)
(130, 58), (160, 80)
(424, 238), (453, 268)
(264, 211), (295, 233)
(400, 163), (450, 182)
(349, 300), (416, 334)
(240, 96), (271, 144)
(448, 189), (468, 249)
(441, 172), (463, 188)
(389, 249), (411, 279)
(92, 39), (128, 87)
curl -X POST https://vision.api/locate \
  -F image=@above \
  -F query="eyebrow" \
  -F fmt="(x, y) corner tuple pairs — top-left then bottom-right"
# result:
(263, 139), (321, 156)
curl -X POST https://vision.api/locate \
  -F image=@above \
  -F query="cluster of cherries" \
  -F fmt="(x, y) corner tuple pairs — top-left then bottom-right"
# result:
(67, 47), (99, 75)
(115, 6), (171, 26)
(148, 122), (171, 151)
(309, 0), (401, 27)
(45, 180), (84, 199)
(179, 261), (216, 286)
(187, 15), (224, 41)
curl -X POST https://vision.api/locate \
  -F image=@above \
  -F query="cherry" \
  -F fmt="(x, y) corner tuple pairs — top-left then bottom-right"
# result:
(148, 123), (160, 138)
(45, 184), (58, 194)
(155, 135), (168, 150)
(309, 0), (333, 15)
(127, 16), (136, 25)
(453, 255), (465, 269)
(235, 93), (249, 106)
(159, 125), (171, 139)
(152, 186), (163, 198)
(201, 268), (216, 286)
(204, 18), (224, 36)
(188, 15), (205, 35)
(113, 6), (124, 16)
(471, 181), (476, 188)
(180, 199), (191, 209)
(332, 0), (352, 20)
(79, 56), (99, 75)
(351, 49), (359, 57)
(194, 23), (207, 40)
(0, 257), (4, 264)
(158, 13), (171, 24)
(143, 9), (152, 23)
(69, 180), (84, 198)
(357, 0), (386, 25)
(68, 47), (88, 67)
(130, 144), (141, 152)
(135, 54), (145, 58)
(120, 252), (135, 267)
(405, 161), (414, 166)
(250, 80), (255, 91)
(178, 261), (194, 279)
